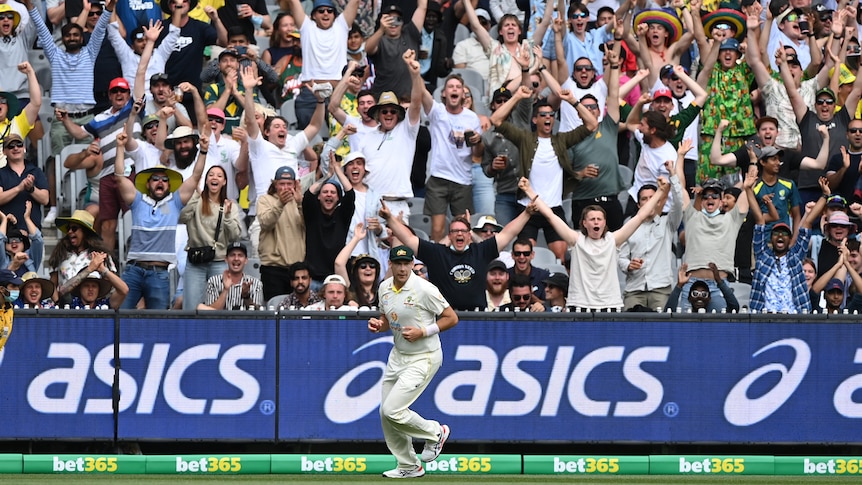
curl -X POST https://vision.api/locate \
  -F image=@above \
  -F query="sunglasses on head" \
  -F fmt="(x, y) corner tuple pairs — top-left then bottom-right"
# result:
(316, 7), (335, 14)
(690, 290), (709, 298)
(714, 23), (731, 30)
(134, 32), (145, 39)
(574, 65), (594, 72)
(0, 13), (16, 20)
(150, 175), (171, 182)
(4, 141), (23, 149)
(815, 98), (835, 105)
(512, 294), (532, 301)
(513, 250), (531, 257)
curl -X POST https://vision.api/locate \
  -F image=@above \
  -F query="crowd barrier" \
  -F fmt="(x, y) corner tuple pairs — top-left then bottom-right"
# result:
(3, 309), (862, 444)
(4, 453), (862, 475)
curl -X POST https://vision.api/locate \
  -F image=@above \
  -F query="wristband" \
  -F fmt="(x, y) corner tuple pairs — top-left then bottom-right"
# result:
(571, 99), (580, 108)
(521, 68), (529, 73)
(610, 64), (620, 69)
(199, 150), (208, 155)
(834, 35), (844, 40)
(538, 65), (546, 72)
(423, 323), (440, 337)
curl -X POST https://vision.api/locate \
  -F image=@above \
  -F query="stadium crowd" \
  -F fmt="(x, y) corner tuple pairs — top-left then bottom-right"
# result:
(2, 0), (862, 313)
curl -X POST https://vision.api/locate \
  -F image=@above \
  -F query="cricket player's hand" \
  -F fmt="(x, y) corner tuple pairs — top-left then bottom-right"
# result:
(368, 317), (384, 333)
(401, 326), (423, 342)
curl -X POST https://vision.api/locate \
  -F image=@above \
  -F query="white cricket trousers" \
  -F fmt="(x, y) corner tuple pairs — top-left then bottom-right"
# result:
(380, 347), (443, 468)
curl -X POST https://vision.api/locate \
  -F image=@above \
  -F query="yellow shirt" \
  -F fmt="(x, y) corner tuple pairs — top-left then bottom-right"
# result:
(0, 306), (14, 352)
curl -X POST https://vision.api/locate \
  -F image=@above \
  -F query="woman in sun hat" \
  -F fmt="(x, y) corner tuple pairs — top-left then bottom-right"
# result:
(47, 209), (117, 304)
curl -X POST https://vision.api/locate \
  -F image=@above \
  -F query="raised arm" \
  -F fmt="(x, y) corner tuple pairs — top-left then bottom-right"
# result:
(491, 86), (530, 126)
(241, 67), (260, 140)
(614, 176), (670, 246)
(776, 48), (809, 123)
(289, 0), (306, 27)
(335, 223), (366, 285)
(745, 12), (773, 89)
(113, 133), (138, 206)
(802, 125), (831, 170)
(378, 200), (419, 253)
(709, 120), (739, 167)
(19, 62), (41, 127)
(519, 177), (579, 246)
(329, 61), (357, 124)
(341, 0), (360, 27)
(605, 37), (622, 122)
(461, 0), (492, 50)
(177, 126), (209, 204)
(801, 177), (831, 229)
(695, 38), (721, 90)
(411, 0), (427, 31)
(405, 50), (423, 125)
(624, 92), (650, 132)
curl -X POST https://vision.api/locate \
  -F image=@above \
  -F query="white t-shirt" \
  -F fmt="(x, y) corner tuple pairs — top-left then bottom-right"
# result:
(520, 137), (563, 207)
(356, 118), (420, 198)
(127, 141), (161, 174)
(559, 77), (606, 132)
(426, 101), (481, 186)
(299, 16), (349, 81)
(629, 130), (676, 212)
(567, 232), (623, 309)
(199, 133), (241, 200)
(248, 130), (309, 205)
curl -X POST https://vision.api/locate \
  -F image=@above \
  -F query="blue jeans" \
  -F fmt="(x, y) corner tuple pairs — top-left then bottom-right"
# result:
(678, 278), (728, 313)
(121, 264), (171, 310)
(495, 192), (520, 226)
(182, 260), (228, 310)
(472, 164), (495, 216)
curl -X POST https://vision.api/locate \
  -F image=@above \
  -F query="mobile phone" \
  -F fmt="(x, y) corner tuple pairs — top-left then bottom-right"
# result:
(352, 65), (366, 77)
(391, 17), (402, 27)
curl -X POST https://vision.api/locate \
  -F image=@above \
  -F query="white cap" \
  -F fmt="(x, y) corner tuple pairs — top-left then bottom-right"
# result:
(475, 8), (490, 21)
(323, 274), (348, 288)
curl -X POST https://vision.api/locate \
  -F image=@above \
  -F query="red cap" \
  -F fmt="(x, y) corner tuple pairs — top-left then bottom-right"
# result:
(652, 88), (673, 101)
(109, 78), (131, 91)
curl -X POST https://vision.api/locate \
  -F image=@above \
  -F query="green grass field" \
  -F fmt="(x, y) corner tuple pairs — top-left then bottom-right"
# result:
(0, 476), (860, 484)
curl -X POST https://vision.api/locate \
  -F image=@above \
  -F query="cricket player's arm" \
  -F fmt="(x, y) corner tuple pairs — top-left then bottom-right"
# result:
(434, 306), (459, 332)
(369, 314), (391, 333)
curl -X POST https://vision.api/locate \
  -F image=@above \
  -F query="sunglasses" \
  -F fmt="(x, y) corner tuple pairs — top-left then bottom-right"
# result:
(849, 128), (862, 134)
(7, 238), (22, 244)
(785, 13), (800, 22)
(208, 116), (225, 123)
(143, 122), (159, 130)
(413, 268), (427, 275)
(66, 225), (82, 232)
(820, 14), (833, 21)
(569, 12), (588, 19)
(815, 98), (835, 105)
(380, 108), (400, 115)
(574, 65), (594, 72)
(714, 23), (731, 30)
(109, 88), (129, 94)
(315, 7), (335, 14)
(150, 175), (171, 182)
(4, 141), (23, 149)
(536, 111), (556, 118)
(703, 193), (721, 200)
(513, 250), (531, 257)
(358, 262), (377, 270)
(88, 10), (102, 17)
(512, 294), (532, 301)
(582, 103), (599, 110)
(0, 13), (15, 20)
(0, 99), (6, 105)
(690, 290), (709, 298)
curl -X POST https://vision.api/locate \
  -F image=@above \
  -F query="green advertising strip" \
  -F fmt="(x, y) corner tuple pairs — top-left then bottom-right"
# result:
(424, 454), (521, 474)
(523, 455), (649, 475)
(270, 454), (395, 474)
(23, 455), (146, 474)
(775, 456), (862, 476)
(0, 454), (21, 474)
(650, 455), (773, 475)
(145, 454), (270, 474)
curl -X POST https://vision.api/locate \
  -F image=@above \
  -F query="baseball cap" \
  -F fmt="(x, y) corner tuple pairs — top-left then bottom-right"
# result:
(771, 222), (792, 234)
(322, 274), (347, 287)
(274, 166), (296, 181)
(219, 48), (240, 60)
(473, 215), (503, 233)
(389, 245), (414, 262)
(817, 87), (837, 101)
(150, 72), (170, 84)
(543, 272), (569, 290)
(109, 78), (131, 91)
(312, 0), (335, 11)
(719, 38), (741, 52)
(700, 178), (724, 193)
(206, 107), (226, 121)
(141, 114), (160, 128)
(487, 259), (507, 272)
(826, 195), (847, 208)
(492, 86), (513, 103)
(759, 146), (784, 160)
(381, 3), (402, 16)
(0, 269), (23, 286)
(3, 133), (24, 146)
(226, 241), (248, 256)
(652, 88), (673, 100)
(825, 278), (845, 292)
(475, 8), (491, 21)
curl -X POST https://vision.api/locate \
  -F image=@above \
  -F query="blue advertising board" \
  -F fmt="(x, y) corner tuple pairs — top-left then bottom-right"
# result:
(116, 316), (277, 440)
(279, 318), (862, 443)
(0, 314), (115, 439)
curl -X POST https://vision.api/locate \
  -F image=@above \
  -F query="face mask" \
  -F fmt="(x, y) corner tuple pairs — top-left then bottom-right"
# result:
(5, 290), (19, 302)
(702, 207), (721, 218)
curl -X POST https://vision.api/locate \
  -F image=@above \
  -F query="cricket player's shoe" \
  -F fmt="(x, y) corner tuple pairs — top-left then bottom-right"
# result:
(420, 424), (450, 462)
(382, 465), (425, 478)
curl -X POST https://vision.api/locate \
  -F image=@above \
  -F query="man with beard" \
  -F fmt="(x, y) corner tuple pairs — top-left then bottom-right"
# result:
(627, 109), (677, 214)
(354, 51), (424, 221)
(144, 72), (193, 134)
(303, 159), (355, 289)
(508, 238), (550, 300)
(499, 274), (544, 312)
(379, 196), (533, 311)
(162, 126), (201, 179)
(484, 259), (510, 310)
(746, 173), (830, 313)
(198, 242), (264, 310)
(664, 264), (739, 313)
(113, 130), (206, 309)
(258, 166), (306, 299)
(28, 0), (114, 156)
(278, 261), (321, 309)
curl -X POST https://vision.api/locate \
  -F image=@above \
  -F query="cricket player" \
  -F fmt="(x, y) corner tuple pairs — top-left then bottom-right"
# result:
(0, 270), (21, 352)
(368, 245), (458, 478)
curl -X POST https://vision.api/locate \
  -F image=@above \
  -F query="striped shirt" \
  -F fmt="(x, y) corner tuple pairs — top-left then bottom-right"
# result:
(31, 6), (110, 106)
(127, 192), (184, 264)
(202, 274), (264, 310)
(85, 101), (140, 177)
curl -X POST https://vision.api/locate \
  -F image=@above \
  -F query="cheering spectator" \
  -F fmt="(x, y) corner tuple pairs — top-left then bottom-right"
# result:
(366, 1), (425, 98)
(484, 259), (511, 311)
(257, 166), (306, 300)
(198, 242), (264, 310)
(70, 273), (128, 309)
(0, 134), (48, 232)
(14, 272), (55, 309)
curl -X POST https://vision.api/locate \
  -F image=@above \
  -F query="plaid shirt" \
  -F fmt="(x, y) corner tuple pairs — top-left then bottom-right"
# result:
(750, 225), (811, 313)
